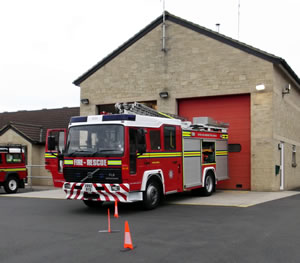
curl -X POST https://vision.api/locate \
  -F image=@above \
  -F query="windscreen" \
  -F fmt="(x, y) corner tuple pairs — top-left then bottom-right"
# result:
(65, 124), (124, 157)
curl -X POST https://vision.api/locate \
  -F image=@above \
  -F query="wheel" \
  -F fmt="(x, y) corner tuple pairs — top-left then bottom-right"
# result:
(4, 176), (19, 194)
(82, 200), (104, 208)
(202, 173), (215, 196)
(143, 180), (162, 210)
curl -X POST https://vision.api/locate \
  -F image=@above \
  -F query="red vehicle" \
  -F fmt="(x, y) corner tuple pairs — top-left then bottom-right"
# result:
(44, 129), (66, 187)
(46, 103), (229, 209)
(0, 145), (27, 193)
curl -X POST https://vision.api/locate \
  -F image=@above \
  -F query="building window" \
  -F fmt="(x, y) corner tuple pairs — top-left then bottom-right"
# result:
(164, 126), (176, 150)
(292, 145), (297, 168)
(150, 130), (161, 150)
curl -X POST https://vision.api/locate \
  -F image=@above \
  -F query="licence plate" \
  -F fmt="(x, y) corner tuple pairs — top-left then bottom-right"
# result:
(85, 183), (93, 193)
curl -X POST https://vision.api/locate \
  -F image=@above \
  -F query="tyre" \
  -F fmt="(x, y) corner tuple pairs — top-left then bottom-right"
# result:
(202, 173), (215, 196)
(143, 180), (162, 210)
(82, 200), (103, 208)
(4, 176), (19, 194)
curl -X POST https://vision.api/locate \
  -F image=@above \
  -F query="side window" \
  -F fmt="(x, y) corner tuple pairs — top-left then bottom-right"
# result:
(6, 153), (22, 163)
(150, 130), (161, 150)
(164, 126), (176, 151)
(202, 142), (216, 164)
(0, 154), (2, 164)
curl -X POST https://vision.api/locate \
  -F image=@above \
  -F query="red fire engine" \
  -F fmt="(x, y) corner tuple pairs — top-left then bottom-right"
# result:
(45, 103), (229, 209)
(0, 145), (27, 193)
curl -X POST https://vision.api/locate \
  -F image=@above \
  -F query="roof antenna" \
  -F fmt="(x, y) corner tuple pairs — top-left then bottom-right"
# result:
(161, 0), (166, 52)
(238, 0), (241, 40)
(216, 23), (220, 33)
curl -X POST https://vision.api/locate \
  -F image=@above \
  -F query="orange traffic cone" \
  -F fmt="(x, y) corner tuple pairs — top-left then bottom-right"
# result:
(107, 208), (111, 232)
(121, 221), (135, 251)
(99, 208), (120, 233)
(114, 200), (119, 218)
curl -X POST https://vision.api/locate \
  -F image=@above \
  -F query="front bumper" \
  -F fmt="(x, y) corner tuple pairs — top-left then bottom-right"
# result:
(63, 182), (134, 202)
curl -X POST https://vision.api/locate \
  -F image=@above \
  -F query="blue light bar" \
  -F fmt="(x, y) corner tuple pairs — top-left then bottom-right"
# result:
(70, 116), (88, 124)
(102, 114), (136, 121)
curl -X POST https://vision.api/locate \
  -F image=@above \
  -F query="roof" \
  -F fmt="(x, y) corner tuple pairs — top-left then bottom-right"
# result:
(73, 11), (300, 88)
(0, 107), (80, 144)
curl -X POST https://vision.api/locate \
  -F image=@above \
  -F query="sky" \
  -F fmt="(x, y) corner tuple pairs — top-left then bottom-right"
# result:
(0, 0), (299, 113)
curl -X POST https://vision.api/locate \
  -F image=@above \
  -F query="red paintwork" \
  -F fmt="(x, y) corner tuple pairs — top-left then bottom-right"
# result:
(178, 94), (251, 190)
(45, 129), (66, 187)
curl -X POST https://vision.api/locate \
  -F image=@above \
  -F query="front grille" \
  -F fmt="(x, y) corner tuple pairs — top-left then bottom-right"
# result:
(63, 167), (122, 184)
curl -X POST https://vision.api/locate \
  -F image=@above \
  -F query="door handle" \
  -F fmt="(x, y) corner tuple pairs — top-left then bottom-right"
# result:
(172, 161), (178, 164)
(144, 161), (150, 165)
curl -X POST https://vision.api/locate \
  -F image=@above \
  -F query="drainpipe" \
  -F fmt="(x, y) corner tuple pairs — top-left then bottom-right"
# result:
(280, 142), (285, 190)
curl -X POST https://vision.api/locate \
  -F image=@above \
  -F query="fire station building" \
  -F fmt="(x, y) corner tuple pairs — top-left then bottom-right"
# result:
(73, 12), (300, 191)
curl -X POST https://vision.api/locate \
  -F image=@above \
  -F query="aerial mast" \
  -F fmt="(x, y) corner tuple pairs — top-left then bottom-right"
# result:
(161, 0), (166, 52)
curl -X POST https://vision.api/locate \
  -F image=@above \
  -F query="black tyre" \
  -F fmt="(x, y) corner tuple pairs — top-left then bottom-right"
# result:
(202, 173), (215, 196)
(4, 176), (19, 194)
(82, 200), (104, 208)
(143, 180), (162, 210)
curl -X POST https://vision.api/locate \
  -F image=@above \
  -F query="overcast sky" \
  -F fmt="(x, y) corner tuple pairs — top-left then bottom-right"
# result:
(0, 0), (299, 113)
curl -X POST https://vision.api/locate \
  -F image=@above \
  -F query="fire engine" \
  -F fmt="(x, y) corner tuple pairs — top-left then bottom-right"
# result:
(45, 103), (229, 209)
(0, 145), (27, 193)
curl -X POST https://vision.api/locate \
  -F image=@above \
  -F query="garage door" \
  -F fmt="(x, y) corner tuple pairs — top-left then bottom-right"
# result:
(178, 94), (250, 190)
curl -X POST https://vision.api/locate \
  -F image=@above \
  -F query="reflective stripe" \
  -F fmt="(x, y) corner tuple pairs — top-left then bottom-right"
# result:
(216, 151), (228, 156)
(0, 168), (27, 172)
(183, 131), (191, 137)
(64, 160), (74, 165)
(107, 160), (122, 166)
(184, 151), (201, 157)
(45, 153), (57, 158)
(138, 152), (182, 159)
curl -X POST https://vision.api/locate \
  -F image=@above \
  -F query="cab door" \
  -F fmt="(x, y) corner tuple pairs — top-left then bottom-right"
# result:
(162, 125), (182, 192)
(129, 128), (148, 184)
(45, 129), (66, 187)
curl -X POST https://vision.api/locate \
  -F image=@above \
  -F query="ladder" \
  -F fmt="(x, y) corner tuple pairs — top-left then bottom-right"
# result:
(115, 102), (186, 120)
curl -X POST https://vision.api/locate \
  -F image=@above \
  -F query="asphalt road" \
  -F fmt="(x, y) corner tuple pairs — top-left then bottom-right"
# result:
(0, 195), (300, 263)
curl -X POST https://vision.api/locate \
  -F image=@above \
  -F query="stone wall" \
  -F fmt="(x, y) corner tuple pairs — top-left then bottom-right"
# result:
(273, 66), (300, 190)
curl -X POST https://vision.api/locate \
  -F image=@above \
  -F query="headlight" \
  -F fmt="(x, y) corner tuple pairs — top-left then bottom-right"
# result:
(64, 183), (71, 190)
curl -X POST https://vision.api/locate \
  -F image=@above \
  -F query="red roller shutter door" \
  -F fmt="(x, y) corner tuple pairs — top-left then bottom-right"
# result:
(178, 94), (250, 190)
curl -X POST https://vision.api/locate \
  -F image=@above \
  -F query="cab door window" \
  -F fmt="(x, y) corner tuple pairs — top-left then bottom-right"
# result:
(150, 130), (161, 150)
(164, 126), (176, 151)
(129, 128), (146, 174)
